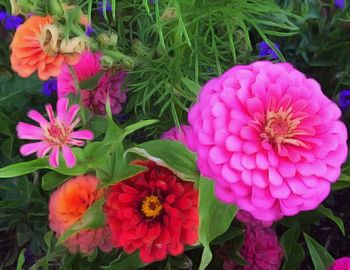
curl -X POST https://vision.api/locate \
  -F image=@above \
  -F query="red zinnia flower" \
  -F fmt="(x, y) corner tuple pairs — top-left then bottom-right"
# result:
(104, 160), (199, 263)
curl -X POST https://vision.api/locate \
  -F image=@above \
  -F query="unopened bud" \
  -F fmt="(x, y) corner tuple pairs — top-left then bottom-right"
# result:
(97, 32), (118, 47)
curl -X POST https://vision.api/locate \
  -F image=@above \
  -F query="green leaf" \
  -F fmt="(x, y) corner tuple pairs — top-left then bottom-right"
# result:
(0, 159), (49, 178)
(16, 249), (26, 270)
(42, 171), (69, 191)
(58, 197), (106, 244)
(198, 178), (238, 270)
(280, 225), (305, 270)
(100, 252), (147, 270)
(0, 74), (41, 103)
(126, 140), (199, 184)
(79, 71), (105, 90)
(303, 233), (334, 270)
(180, 77), (200, 95)
(317, 205), (345, 235)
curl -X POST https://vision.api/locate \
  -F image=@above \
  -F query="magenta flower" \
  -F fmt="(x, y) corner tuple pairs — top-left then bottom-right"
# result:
(58, 51), (127, 115)
(161, 125), (192, 145)
(328, 257), (350, 270)
(187, 61), (348, 222)
(16, 98), (93, 168)
(222, 226), (283, 270)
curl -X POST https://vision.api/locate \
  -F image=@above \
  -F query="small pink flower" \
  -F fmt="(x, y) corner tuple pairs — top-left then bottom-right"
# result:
(188, 61), (348, 222)
(223, 226), (283, 270)
(58, 50), (127, 115)
(16, 97), (93, 168)
(328, 257), (350, 270)
(161, 125), (192, 145)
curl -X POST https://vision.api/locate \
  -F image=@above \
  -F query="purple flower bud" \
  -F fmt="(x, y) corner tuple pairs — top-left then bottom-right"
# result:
(258, 41), (280, 60)
(4, 15), (24, 30)
(41, 78), (57, 96)
(335, 0), (345, 9)
(338, 89), (350, 110)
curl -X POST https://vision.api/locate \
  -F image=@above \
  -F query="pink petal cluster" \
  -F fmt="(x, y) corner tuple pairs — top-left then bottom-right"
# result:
(187, 61), (348, 222)
(328, 257), (350, 270)
(160, 125), (192, 145)
(223, 226), (284, 270)
(58, 51), (127, 115)
(49, 175), (113, 255)
(16, 98), (93, 168)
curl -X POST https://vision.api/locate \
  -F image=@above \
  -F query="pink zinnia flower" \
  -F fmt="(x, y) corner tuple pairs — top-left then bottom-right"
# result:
(223, 226), (284, 270)
(49, 175), (113, 254)
(16, 97), (93, 168)
(328, 257), (350, 270)
(58, 50), (127, 115)
(160, 125), (192, 145)
(188, 61), (348, 222)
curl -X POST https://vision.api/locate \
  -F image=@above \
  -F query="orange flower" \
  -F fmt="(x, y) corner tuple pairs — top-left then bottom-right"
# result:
(49, 175), (113, 254)
(10, 16), (81, 80)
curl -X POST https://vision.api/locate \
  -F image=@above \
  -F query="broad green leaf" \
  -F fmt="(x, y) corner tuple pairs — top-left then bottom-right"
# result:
(0, 74), (41, 103)
(16, 249), (26, 270)
(280, 224), (305, 270)
(42, 172), (69, 191)
(198, 178), (238, 270)
(79, 71), (105, 90)
(317, 205), (345, 235)
(0, 159), (48, 178)
(126, 140), (199, 184)
(0, 149), (88, 178)
(58, 197), (105, 244)
(100, 252), (147, 270)
(303, 233), (334, 270)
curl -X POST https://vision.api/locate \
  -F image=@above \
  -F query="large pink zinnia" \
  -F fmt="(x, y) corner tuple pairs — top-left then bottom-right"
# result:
(187, 61), (348, 222)
(16, 97), (93, 168)
(57, 51), (126, 115)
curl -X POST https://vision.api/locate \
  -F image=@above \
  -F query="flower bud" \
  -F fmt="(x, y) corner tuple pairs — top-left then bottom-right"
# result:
(47, 0), (64, 16)
(97, 32), (118, 47)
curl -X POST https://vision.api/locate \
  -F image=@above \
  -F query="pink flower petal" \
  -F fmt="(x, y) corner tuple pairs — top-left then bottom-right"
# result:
(62, 145), (76, 168)
(27, 110), (48, 126)
(20, 142), (47, 156)
(64, 104), (80, 126)
(49, 147), (60, 168)
(56, 97), (69, 122)
(45, 104), (55, 123)
(16, 122), (43, 140)
(71, 130), (94, 140)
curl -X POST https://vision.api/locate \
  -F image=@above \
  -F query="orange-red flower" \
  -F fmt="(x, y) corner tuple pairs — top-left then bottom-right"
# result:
(49, 175), (112, 254)
(10, 16), (81, 80)
(104, 160), (199, 263)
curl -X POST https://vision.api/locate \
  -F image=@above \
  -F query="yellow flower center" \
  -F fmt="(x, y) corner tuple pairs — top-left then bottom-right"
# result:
(141, 195), (162, 218)
(43, 121), (70, 146)
(260, 106), (308, 153)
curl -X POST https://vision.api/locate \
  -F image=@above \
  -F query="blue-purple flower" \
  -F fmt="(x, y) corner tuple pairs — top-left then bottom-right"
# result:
(0, 11), (24, 31)
(41, 79), (57, 96)
(85, 25), (95, 37)
(97, 0), (112, 13)
(258, 41), (280, 60)
(338, 90), (350, 110)
(335, 0), (345, 9)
